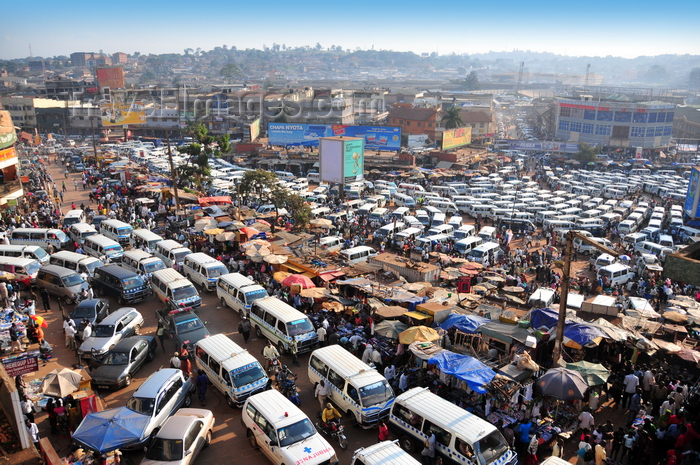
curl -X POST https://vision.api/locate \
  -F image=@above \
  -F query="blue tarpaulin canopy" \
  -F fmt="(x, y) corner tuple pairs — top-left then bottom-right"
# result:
(563, 323), (606, 348)
(440, 314), (489, 334)
(72, 407), (150, 453)
(427, 351), (496, 393)
(527, 307), (565, 329)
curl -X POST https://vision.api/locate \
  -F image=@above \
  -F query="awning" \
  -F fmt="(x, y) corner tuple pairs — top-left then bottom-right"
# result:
(404, 311), (431, 321)
(284, 263), (307, 274)
(318, 271), (344, 282)
(436, 161), (454, 169)
(428, 351), (496, 393)
(302, 271), (316, 279)
(199, 196), (231, 205)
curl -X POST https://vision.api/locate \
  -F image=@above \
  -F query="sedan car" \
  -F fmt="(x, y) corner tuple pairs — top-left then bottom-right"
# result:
(142, 409), (214, 465)
(91, 336), (157, 389)
(78, 307), (144, 363)
(69, 298), (109, 330)
(156, 307), (210, 351)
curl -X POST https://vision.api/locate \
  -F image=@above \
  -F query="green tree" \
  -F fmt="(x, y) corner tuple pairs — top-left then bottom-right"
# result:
(220, 63), (242, 83)
(139, 70), (156, 84)
(282, 193), (312, 230)
(238, 170), (283, 232)
(463, 71), (480, 90)
(572, 142), (601, 164)
(441, 105), (464, 130)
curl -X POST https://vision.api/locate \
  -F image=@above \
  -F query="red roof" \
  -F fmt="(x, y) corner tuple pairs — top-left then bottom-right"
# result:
(198, 196), (231, 205)
(388, 107), (438, 122)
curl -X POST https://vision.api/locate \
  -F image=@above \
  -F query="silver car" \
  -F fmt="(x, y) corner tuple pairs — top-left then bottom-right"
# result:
(78, 307), (144, 363)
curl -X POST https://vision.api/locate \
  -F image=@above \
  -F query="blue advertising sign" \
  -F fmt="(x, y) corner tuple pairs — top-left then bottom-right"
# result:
(685, 166), (700, 218)
(496, 140), (580, 154)
(268, 123), (401, 151)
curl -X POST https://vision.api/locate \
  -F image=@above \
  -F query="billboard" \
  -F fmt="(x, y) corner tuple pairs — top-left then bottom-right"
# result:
(319, 137), (364, 184)
(685, 166), (700, 219)
(0, 111), (17, 150)
(100, 91), (147, 127)
(442, 127), (472, 151)
(343, 139), (365, 183)
(96, 67), (125, 89)
(495, 139), (581, 154)
(408, 134), (429, 148)
(2, 355), (38, 377)
(268, 123), (400, 151)
(249, 118), (261, 142)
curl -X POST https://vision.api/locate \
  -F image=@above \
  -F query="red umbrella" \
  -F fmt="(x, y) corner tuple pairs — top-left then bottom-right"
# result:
(282, 274), (316, 289)
(240, 227), (260, 237)
(31, 315), (48, 328)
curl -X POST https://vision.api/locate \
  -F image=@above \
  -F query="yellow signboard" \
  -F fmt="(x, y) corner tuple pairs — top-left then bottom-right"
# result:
(100, 94), (147, 127)
(442, 126), (472, 151)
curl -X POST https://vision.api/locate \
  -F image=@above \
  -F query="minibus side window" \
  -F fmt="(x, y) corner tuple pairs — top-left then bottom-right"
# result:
(327, 369), (344, 390)
(196, 347), (209, 365)
(347, 384), (359, 403)
(423, 420), (452, 447)
(277, 320), (287, 335)
(309, 356), (329, 377)
(456, 438), (476, 461)
(208, 357), (221, 376)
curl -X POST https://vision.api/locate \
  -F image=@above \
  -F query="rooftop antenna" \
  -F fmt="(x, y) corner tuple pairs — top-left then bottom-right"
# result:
(29, 43), (32, 58)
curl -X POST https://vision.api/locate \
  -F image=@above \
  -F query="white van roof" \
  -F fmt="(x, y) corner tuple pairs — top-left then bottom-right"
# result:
(196, 334), (262, 376)
(395, 388), (497, 443)
(253, 296), (310, 324)
(311, 345), (388, 387)
(246, 389), (307, 429)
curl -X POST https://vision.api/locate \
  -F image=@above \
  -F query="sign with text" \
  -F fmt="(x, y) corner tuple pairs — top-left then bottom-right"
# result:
(2, 355), (38, 377)
(268, 123), (400, 151)
(495, 140), (581, 154)
(442, 127), (472, 151)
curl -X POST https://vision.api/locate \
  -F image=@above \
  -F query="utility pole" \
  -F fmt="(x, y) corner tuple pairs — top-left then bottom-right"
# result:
(552, 230), (574, 366)
(166, 129), (181, 222)
(89, 105), (98, 167)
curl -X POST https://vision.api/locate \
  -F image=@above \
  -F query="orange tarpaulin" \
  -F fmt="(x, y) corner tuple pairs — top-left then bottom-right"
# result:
(199, 196), (232, 205)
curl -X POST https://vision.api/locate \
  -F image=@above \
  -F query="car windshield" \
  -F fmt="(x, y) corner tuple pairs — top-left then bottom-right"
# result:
(173, 250), (190, 262)
(144, 261), (165, 273)
(105, 245), (124, 254)
(85, 260), (103, 274)
(62, 273), (84, 287)
(71, 305), (96, 319)
(117, 227), (132, 236)
(25, 261), (41, 275)
(277, 419), (316, 447)
(244, 289), (268, 304)
(359, 380), (394, 407)
(207, 265), (227, 279)
(175, 317), (203, 333)
(126, 396), (155, 416)
(145, 438), (183, 461)
(102, 351), (129, 365)
(231, 364), (266, 388)
(54, 231), (68, 241)
(94, 324), (115, 337)
(122, 276), (145, 290)
(32, 248), (48, 260)
(476, 431), (509, 465)
(286, 318), (314, 337)
(173, 285), (197, 301)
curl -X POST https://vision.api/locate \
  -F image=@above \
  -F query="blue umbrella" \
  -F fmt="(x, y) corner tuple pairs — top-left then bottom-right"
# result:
(537, 367), (588, 400)
(72, 408), (150, 453)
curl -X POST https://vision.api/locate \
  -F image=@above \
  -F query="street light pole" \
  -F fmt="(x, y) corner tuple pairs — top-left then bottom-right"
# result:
(166, 129), (181, 222)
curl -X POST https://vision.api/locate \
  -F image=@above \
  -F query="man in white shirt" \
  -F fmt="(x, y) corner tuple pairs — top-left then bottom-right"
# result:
(399, 370), (409, 392)
(361, 345), (373, 364)
(642, 367), (654, 401)
(578, 409), (595, 431)
(314, 380), (329, 411)
(622, 371), (639, 409)
(82, 322), (92, 341)
(384, 364), (396, 382)
(25, 419), (39, 445)
(316, 326), (327, 347)
(65, 323), (77, 351)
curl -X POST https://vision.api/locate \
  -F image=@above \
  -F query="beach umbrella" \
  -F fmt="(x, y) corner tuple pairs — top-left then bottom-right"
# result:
(250, 222), (271, 232)
(675, 348), (700, 364)
(460, 262), (484, 271)
(402, 282), (430, 292)
(485, 275), (505, 282)
(240, 227), (261, 237)
(246, 248), (271, 262)
(243, 242), (271, 253)
(537, 367), (588, 400)
(398, 325), (440, 344)
(72, 408), (149, 453)
(565, 361), (611, 386)
(42, 368), (83, 397)
(374, 320), (409, 339)
(310, 218), (334, 228)
(241, 239), (270, 248)
(203, 228), (224, 236)
(300, 287), (327, 299)
(282, 274), (316, 289)
(264, 254), (288, 265)
(30, 315), (48, 328)
(194, 217), (217, 232)
(215, 231), (237, 242)
(273, 271), (292, 283)
(375, 306), (408, 318)
(503, 286), (525, 293)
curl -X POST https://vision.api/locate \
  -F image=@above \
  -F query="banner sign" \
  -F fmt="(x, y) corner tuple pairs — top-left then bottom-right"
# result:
(496, 139), (581, 153)
(268, 123), (400, 151)
(3, 355), (39, 377)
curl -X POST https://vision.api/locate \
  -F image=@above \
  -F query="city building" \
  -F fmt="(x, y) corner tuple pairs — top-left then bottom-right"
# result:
(70, 52), (98, 67)
(0, 111), (25, 207)
(1, 97), (37, 131)
(96, 67), (125, 89)
(672, 106), (700, 141)
(43, 78), (94, 100)
(388, 104), (440, 139)
(112, 52), (128, 64)
(458, 110), (493, 142)
(553, 95), (675, 148)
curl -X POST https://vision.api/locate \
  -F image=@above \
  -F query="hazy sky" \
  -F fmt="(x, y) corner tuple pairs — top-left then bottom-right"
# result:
(3, 0), (699, 60)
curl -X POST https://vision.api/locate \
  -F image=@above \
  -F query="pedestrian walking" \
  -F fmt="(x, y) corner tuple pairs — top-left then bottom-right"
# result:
(170, 352), (181, 369)
(378, 421), (389, 443)
(238, 316), (250, 343)
(314, 380), (329, 411)
(195, 369), (208, 406)
(74, 179), (78, 191)
(21, 395), (35, 422)
(25, 419), (39, 447)
(290, 336), (300, 366)
(156, 323), (166, 352)
(40, 288), (51, 312)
